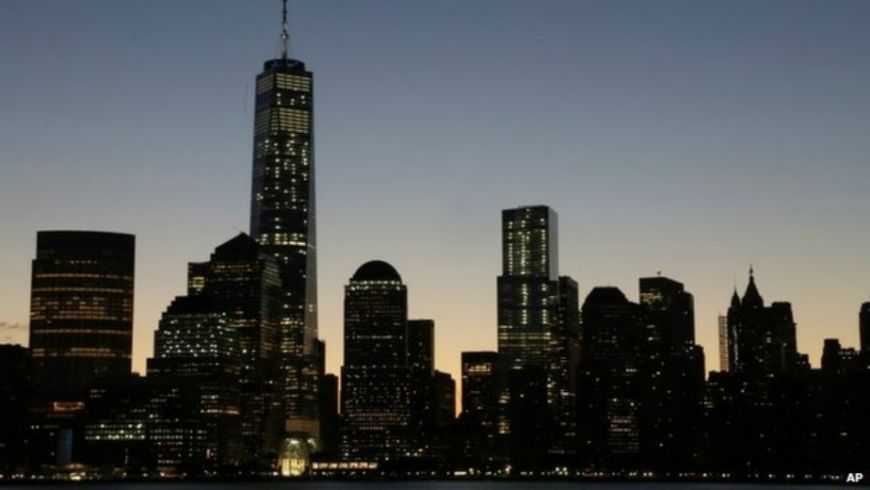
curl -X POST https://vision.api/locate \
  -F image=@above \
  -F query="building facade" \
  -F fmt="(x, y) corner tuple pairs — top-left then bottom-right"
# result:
(496, 206), (579, 466)
(28, 231), (135, 397)
(184, 233), (284, 465)
(578, 287), (647, 468)
(147, 296), (243, 468)
(340, 261), (414, 462)
(726, 269), (798, 382)
(249, 25), (320, 439)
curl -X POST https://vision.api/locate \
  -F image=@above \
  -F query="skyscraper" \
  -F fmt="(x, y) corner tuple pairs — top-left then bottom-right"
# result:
(408, 319), (435, 375)
(182, 233), (284, 464)
(249, 1), (319, 438)
(496, 205), (579, 466)
(497, 206), (559, 404)
(639, 276), (694, 350)
(860, 302), (870, 355)
(340, 260), (414, 461)
(725, 268), (798, 381)
(28, 231), (135, 396)
(147, 296), (243, 467)
(578, 286), (647, 468)
(639, 275), (705, 471)
(458, 351), (501, 470)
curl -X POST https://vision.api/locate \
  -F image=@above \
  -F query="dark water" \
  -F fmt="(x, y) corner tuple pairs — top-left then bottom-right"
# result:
(0, 483), (845, 490)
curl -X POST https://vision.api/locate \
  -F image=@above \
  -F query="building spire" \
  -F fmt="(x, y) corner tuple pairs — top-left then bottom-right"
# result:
(743, 264), (763, 307)
(280, 0), (290, 60)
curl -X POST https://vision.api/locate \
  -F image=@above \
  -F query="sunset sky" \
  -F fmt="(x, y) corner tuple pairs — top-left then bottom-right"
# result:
(1, 0), (869, 393)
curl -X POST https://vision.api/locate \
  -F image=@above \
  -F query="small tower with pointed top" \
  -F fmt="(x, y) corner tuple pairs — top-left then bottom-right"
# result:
(724, 268), (798, 379)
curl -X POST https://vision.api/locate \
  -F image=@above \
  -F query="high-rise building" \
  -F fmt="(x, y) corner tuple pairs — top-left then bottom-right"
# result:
(182, 233), (284, 464)
(639, 275), (705, 471)
(725, 268), (798, 381)
(147, 296), (243, 467)
(318, 374), (340, 457)
(408, 320), (434, 376)
(496, 205), (579, 466)
(249, 2), (320, 439)
(340, 260), (414, 461)
(0, 345), (31, 473)
(718, 315), (729, 372)
(639, 276), (694, 349)
(498, 206), (559, 379)
(461, 352), (500, 424)
(550, 275), (580, 463)
(578, 287), (647, 468)
(860, 302), (870, 355)
(458, 351), (500, 470)
(28, 231), (135, 396)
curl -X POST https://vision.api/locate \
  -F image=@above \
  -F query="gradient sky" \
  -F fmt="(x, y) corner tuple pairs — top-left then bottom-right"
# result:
(1, 1), (869, 397)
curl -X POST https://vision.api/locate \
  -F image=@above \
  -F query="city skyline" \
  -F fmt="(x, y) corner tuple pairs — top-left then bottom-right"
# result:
(2, 0), (870, 402)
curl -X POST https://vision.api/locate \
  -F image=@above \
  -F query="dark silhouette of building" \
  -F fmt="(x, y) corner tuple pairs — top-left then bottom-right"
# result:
(725, 268), (798, 382)
(704, 269), (815, 474)
(0, 345), (31, 474)
(507, 365), (552, 473)
(458, 351), (500, 471)
(639, 275), (705, 472)
(640, 276), (695, 349)
(496, 206), (579, 468)
(183, 233), (284, 466)
(408, 320), (434, 375)
(317, 374), (339, 457)
(860, 302), (870, 365)
(427, 371), (455, 428)
(340, 261), (414, 462)
(423, 370), (456, 466)
(551, 275), (580, 464)
(821, 338), (860, 375)
(249, 2), (320, 442)
(146, 296), (243, 468)
(28, 231), (135, 397)
(578, 287), (647, 469)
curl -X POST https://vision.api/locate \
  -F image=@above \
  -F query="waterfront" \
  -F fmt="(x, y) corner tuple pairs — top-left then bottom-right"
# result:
(0, 482), (848, 490)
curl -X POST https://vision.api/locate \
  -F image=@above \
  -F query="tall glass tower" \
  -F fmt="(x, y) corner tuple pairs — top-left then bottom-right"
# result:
(497, 206), (559, 375)
(249, 3), (319, 440)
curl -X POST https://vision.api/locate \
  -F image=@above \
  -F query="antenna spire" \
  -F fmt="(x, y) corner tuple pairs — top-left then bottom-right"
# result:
(280, 0), (290, 60)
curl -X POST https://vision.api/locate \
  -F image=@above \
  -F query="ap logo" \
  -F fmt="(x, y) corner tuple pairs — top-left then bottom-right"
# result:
(846, 472), (864, 483)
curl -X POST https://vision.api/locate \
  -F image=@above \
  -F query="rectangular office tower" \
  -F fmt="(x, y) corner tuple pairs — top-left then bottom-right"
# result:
(28, 231), (135, 396)
(341, 261), (414, 462)
(249, 51), (319, 436)
(496, 206), (579, 468)
(498, 206), (559, 381)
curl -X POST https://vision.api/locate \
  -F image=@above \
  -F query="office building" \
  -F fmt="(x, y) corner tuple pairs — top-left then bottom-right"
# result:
(147, 296), (243, 467)
(28, 231), (134, 396)
(578, 287), (647, 468)
(249, 1), (320, 440)
(340, 260), (414, 461)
